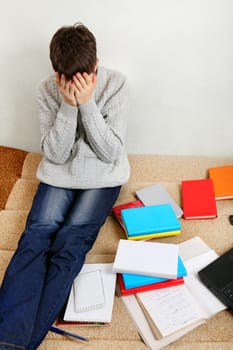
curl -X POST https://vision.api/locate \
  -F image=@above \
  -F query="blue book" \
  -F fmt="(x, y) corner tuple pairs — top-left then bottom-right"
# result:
(122, 256), (187, 289)
(121, 204), (181, 239)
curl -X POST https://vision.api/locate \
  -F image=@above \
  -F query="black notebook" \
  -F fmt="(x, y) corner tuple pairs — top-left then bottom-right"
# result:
(198, 248), (233, 309)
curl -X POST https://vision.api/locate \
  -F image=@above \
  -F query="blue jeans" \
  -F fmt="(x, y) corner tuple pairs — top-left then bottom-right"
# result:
(0, 183), (121, 350)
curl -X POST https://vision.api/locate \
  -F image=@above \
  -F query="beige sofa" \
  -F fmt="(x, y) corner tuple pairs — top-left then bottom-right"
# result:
(0, 145), (233, 350)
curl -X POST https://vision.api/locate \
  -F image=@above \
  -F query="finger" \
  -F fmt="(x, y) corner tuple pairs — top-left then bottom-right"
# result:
(69, 82), (75, 95)
(73, 75), (83, 91)
(82, 72), (92, 85)
(65, 80), (73, 95)
(75, 73), (87, 88)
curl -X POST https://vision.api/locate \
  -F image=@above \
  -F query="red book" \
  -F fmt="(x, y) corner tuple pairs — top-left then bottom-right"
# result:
(181, 179), (217, 220)
(112, 200), (144, 229)
(117, 274), (184, 296)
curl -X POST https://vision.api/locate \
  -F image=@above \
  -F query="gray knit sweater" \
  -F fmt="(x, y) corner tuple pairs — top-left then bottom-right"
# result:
(36, 66), (130, 189)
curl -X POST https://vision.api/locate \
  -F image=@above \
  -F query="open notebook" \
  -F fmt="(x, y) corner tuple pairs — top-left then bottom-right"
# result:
(121, 237), (226, 349)
(64, 263), (116, 324)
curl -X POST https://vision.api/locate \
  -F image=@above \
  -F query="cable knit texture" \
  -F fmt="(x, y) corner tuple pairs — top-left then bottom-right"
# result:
(36, 66), (130, 188)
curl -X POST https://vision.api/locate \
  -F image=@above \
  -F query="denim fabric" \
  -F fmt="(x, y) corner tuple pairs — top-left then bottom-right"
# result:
(0, 183), (121, 350)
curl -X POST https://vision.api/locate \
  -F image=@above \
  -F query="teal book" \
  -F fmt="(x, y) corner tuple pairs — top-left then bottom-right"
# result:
(122, 256), (187, 289)
(121, 204), (181, 240)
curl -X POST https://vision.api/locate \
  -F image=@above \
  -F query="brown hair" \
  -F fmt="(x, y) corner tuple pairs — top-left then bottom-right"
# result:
(50, 23), (97, 80)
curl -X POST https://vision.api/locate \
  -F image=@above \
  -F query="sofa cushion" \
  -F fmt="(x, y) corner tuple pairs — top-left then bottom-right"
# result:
(0, 145), (233, 350)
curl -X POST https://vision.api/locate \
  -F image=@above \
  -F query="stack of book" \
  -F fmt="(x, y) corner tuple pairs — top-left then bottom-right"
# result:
(113, 240), (187, 296)
(112, 184), (182, 240)
(121, 204), (181, 240)
(112, 184), (183, 240)
(117, 254), (187, 295)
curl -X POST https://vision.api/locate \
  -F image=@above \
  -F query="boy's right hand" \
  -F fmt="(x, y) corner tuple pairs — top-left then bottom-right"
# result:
(55, 73), (77, 106)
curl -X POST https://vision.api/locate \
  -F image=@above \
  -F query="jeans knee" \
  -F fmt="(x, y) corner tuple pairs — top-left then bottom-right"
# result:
(51, 224), (99, 261)
(17, 222), (60, 253)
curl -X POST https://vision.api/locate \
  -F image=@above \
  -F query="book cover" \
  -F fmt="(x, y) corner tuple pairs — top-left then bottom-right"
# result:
(122, 256), (187, 289)
(121, 204), (181, 239)
(208, 165), (233, 199)
(181, 179), (217, 219)
(136, 183), (183, 218)
(118, 274), (184, 296)
(112, 240), (179, 279)
(63, 263), (116, 323)
(112, 200), (144, 229)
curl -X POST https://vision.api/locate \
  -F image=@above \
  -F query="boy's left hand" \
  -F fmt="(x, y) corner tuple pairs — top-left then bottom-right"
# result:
(73, 72), (97, 106)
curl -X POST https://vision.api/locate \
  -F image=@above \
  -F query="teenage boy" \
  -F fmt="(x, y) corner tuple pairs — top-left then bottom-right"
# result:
(0, 23), (130, 350)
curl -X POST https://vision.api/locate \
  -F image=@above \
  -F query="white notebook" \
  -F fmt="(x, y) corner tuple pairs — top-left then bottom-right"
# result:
(73, 269), (105, 313)
(136, 183), (183, 218)
(112, 239), (179, 279)
(64, 263), (116, 323)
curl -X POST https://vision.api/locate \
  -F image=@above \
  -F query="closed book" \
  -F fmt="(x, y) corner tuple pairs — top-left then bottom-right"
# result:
(136, 183), (183, 218)
(181, 179), (217, 219)
(112, 239), (179, 279)
(208, 165), (233, 199)
(118, 274), (184, 296)
(121, 204), (181, 239)
(122, 256), (187, 289)
(112, 200), (144, 229)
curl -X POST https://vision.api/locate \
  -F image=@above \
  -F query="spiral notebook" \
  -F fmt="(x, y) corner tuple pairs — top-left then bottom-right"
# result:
(64, 263), (116, 323)
(73, 269), (105, 312)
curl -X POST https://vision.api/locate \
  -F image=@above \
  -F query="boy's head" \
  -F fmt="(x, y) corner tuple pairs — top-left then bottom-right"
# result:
(50, 23), (97, 81)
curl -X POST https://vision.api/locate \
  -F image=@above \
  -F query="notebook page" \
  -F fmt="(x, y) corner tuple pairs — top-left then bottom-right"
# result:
(179, 236), (211, 261)
(136, 284), (205, 338)
(183, 250), (226, 316)
(121, 294), (203, 350)
(73, 270), (105, 312)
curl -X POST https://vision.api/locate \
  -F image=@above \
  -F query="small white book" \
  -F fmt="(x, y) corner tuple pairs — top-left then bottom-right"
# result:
(121, 237), (226, 350)
(64, 263), (116, 323)
(112, 239), (179, 279)
(136, 183), (183, 218)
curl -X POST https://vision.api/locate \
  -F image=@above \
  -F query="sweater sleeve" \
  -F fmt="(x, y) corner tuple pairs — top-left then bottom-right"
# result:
(37, 78), (78, 164)
(79, 76), (129, 164)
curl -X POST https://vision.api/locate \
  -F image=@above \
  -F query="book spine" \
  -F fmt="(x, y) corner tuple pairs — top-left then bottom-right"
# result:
(127, 230), (181, 240)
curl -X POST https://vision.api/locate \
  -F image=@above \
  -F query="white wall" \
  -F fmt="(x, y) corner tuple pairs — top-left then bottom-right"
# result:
(0, 0), (232, 156)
